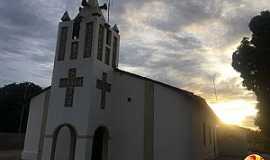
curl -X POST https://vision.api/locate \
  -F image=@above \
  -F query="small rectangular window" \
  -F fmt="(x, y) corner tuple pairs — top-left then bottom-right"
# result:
(105, 47), (110, 65)
(209, 126), (212, 145)
(58, 27), (68, 61)
(70, 42), (79, 60)
(203, 123), (206, 146)
(97, 24), (104, 61)
(84, 22), (94, 58)
(213, 128), (216, 153)
(213, 128), (215, 144)
(112, 37), (118, 67)
(106, 28), (112, 45)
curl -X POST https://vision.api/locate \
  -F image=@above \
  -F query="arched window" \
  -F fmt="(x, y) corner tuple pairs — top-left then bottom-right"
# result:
(91, 126), (109, 160)
(50, 124), (77, 160)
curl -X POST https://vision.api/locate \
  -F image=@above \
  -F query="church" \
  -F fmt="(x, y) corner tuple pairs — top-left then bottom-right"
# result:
(21, 0), (219, 160)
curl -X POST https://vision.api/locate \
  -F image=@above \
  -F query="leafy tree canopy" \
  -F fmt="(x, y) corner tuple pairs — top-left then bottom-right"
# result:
(232, 11), (270, 136)
(0, 82), (42, 133)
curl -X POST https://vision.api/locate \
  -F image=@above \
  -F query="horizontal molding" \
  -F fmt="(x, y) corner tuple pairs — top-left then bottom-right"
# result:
(44, 134), (94, 139)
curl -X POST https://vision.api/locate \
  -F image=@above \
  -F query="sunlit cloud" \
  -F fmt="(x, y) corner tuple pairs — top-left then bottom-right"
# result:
(1, 0), (269, 129)
(210, 100), (258, 127)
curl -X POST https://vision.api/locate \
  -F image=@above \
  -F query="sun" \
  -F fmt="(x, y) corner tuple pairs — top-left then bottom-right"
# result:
(210, 99), (257, 125)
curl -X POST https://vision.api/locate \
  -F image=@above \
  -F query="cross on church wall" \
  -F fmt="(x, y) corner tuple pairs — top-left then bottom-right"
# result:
(96, 73), (111, 109)
(59, 68), (84, 107)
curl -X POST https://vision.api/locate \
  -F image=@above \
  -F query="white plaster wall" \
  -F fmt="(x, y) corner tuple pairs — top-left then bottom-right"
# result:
(110, 72), (218, 160)
(154, 84), (192, 160)
(43, 21), (102, 160)
(45, 13), (120, 137)
(75, 138), (90, 160)
(43, 10), (120, 160)
(45, 19), (98, 136)
(110, 72), (196, 160)
(21, 90), (50, 160)
(40, 137), (53, 160)
(31, 6), (216, 160)
(191, 99), (218, 160)
(110, 72), (145, 160)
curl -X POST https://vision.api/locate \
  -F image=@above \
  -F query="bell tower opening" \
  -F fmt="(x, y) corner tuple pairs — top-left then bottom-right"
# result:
(72, 16), (82, 40)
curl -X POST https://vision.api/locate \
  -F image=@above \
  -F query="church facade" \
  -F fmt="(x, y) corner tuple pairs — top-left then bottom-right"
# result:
(21, 0), (219, 160)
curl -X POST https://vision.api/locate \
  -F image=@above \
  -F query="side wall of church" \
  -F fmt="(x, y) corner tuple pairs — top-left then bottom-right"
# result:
(22, 90), (50, 160)
(110, 71), (193, 160)
(110, 72), (146, 160)
(191, 101), (218, 160)
(154, 84), (192, 160)
(217, 125), (249, 157)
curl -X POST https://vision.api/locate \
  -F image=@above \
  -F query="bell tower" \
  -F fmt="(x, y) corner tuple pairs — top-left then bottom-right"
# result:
(41, 0), (120, 159)
(55, 0), (120, 68)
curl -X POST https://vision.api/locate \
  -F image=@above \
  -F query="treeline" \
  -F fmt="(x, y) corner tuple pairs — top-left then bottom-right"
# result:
(0, 82), (42, 133)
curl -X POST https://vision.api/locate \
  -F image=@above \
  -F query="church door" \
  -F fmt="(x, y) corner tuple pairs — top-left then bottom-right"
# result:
(91, 127), (109, 160)
(50, 125), (76, 160)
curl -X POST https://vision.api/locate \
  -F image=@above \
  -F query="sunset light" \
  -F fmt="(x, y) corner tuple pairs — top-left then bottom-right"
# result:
(210, 100), (258, 126)
(2, 0), (270, 159)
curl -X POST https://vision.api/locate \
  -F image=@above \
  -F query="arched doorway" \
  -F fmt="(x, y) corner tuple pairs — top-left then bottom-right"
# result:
(91, 126), (109, 160)
(50, 124), (77, 160)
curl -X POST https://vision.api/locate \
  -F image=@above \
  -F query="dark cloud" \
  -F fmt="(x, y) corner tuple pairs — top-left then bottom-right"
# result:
(0, 0), (61, 86)
(0, 0), (263, 120)
(0, 0), (265, 127)
(0, 0), (260, 88)
(147, 0), (223, 32)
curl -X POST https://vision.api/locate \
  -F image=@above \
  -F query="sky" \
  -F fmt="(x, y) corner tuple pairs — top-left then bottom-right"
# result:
(1, 0), (269, 129)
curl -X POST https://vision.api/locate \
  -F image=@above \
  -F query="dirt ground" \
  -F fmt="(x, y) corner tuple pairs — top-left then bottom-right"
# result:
(0, 150), (21, 160)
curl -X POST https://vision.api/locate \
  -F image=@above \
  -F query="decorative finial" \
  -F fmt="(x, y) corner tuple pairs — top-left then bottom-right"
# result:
(61, 11), (71, 22)
(112, 24), (119, 33)
(81, 0), (89, 7)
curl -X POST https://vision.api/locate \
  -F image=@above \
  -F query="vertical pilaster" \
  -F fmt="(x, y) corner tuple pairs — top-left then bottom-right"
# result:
(37, 90), (50, 160)
(144, 81), (154, 160)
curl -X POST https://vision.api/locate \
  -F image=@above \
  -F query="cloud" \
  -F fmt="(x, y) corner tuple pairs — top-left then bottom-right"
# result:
(111, 0), (265, 128)
(1, 0), (268, 128)
(0, 0), (78, 86)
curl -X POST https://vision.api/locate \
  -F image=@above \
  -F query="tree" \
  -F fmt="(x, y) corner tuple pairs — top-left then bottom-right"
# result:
(232, 11), (270, 136)
(0, 82), (42, 133)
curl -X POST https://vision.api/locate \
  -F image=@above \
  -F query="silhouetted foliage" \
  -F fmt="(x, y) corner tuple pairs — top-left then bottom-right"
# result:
(232, 11), (270, 136)
(0, 82), (42, 133)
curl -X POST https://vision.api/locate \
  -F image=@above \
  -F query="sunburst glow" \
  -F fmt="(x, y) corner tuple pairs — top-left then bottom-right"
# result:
(210, 99), (258, 125)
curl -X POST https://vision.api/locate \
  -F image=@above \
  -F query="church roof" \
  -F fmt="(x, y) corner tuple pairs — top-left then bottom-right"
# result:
(114, 68), (220, 120)
(114, 68), (219, 116)
(115, 69), (195, 98)
(31, 70), (213, 112)
(30, 86), (51, 99)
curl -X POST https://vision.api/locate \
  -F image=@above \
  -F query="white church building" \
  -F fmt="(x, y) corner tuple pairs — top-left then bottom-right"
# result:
(21, 0), (219, 160)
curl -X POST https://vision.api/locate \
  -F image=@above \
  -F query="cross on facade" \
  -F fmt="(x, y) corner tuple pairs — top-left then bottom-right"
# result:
(96, 72), (111, 109)
(59, 68), (84, 107)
